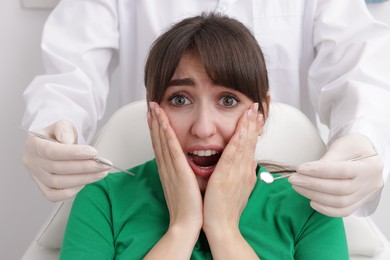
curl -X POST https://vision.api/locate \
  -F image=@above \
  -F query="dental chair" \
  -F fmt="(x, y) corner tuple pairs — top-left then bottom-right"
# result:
(22, 100), (390, 259)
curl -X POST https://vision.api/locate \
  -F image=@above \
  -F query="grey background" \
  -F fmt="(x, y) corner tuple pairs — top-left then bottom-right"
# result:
(1, 1), (389, 259)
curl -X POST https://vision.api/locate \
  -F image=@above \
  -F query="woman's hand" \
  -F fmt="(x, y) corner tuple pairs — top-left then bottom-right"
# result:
(146, 102), (202, 259)
(148, 102), (203, 229)
(202, 103), (263, 259)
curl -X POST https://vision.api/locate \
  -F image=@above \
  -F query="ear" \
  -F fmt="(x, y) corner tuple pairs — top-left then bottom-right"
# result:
(261, 92), (271, 121)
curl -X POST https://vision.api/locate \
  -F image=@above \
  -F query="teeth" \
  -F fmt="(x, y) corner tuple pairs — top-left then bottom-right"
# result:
(192, 150), (218, 156)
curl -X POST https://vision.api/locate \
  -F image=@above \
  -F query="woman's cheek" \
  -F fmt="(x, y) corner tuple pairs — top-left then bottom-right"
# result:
(220, 113), (242, 139)
(166, 113), (187, 145)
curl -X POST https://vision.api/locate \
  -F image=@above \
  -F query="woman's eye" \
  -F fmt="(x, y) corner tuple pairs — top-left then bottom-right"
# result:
(169, 95), (190, 106)
(220, 95), (239, 107)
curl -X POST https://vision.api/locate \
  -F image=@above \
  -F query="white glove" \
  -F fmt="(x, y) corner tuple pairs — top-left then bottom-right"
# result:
(289, 134), (384, 217)
(22, 120), (110, 201)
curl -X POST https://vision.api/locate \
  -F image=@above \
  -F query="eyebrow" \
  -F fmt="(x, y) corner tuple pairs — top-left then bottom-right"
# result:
(167, 78), (195, 87)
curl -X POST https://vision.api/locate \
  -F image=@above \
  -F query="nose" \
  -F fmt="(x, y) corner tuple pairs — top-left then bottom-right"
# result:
(190, 105), (217, 139)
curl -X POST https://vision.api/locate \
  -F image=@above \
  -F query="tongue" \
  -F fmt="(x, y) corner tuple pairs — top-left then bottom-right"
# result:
(191, 153), (221, 167)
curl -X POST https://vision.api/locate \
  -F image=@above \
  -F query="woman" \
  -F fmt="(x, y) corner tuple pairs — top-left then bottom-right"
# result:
(60, 13), (348, 259)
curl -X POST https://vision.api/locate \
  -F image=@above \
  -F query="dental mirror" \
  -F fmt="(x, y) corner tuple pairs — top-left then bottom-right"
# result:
(259, 153), (378, 184)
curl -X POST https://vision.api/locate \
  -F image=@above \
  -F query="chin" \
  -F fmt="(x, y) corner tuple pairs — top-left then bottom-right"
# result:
(196, 176), (209, 194)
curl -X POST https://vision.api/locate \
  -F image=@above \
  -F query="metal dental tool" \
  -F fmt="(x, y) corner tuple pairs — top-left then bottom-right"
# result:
(23, 129), (135, 176)
(260, 153), (378, 184)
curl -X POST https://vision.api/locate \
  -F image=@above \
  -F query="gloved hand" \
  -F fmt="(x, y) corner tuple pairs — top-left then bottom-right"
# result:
(289, 133), (384, 217)
(22, 120), (111, 201)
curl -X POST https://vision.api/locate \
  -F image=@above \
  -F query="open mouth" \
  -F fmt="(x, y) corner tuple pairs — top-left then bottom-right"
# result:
(187, 150), (222, 176)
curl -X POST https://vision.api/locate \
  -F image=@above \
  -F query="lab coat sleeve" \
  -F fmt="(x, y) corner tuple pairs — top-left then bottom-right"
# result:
(22, 0), (120, 144)
(308, 0), (390, 215)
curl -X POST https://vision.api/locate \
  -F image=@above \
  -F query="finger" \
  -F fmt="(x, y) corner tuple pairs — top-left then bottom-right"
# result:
(26, 161), (109, 188)
(291, 182), (377, 214)
(31, 174), (85, 202)
(147, 104), (158, 151)
(32, 156), (112, 175)
(156, 105), (176, 180)
(26, 135), (97, 161)
(291, 167), (383, 204)
(246, 103), (260, 155)
(53, 120), (78, 144)
(154, 105), (183, 158)
(149, 102), (165, 169)
(308, 187), (379, 217)
(321, 134), (377, 162)
(38, 170), (108, 189)
(311, 201), (358, 217)
(218, 113), (247, 171)
(297, 160), (371, 179)
(289, 174), (359, 195)
(157, 106), (190, 174)
(236, 104), (259, 172)
(291, 184), (355, 208)
(41, 120), (78, 144)
(310, 198), (368, 217)
(216, 107), (259, 186)
(148, 107), (171, 178)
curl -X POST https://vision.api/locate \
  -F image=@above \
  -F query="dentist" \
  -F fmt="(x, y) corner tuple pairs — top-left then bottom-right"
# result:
(22, 0), (390, 217)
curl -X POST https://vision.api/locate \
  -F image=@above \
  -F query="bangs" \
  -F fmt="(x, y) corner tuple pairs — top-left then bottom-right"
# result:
(194, 21), (268, 106)
(145, 13), (269, 114)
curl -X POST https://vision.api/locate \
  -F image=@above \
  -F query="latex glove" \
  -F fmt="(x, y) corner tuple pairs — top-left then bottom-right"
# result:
(289, 133), (384, 217)
(23, 120), (110, 201)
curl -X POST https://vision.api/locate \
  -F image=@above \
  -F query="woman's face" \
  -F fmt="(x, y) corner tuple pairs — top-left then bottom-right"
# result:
(159, 53), (255, 192)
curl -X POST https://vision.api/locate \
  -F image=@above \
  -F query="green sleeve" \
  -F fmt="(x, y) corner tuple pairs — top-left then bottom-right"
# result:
(60, 179), (114, 260)
(294, 211), (349, 260)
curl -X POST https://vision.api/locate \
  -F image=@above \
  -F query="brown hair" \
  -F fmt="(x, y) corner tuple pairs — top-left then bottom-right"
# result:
(144, 12), (269, 115)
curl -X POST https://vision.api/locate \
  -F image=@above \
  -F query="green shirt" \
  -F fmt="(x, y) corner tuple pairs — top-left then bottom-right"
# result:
(60, 159), (348, 259)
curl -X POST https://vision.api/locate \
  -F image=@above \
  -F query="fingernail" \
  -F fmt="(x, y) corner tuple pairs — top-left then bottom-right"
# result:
(162, 122), (167, 130)
(288, 175), (305, 185)
(297, 162), (315, 173)
(78, 146), (97, 157)
(247, 108), (253, 119)
(257, 114), (264, 124)
(60, 131), (76, 144)
(155, 106), (160, 116)
(252, 103), (259, 112)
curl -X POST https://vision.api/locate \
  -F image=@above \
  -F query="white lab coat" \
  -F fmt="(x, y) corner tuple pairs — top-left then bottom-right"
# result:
(22, 0), (390, 215)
